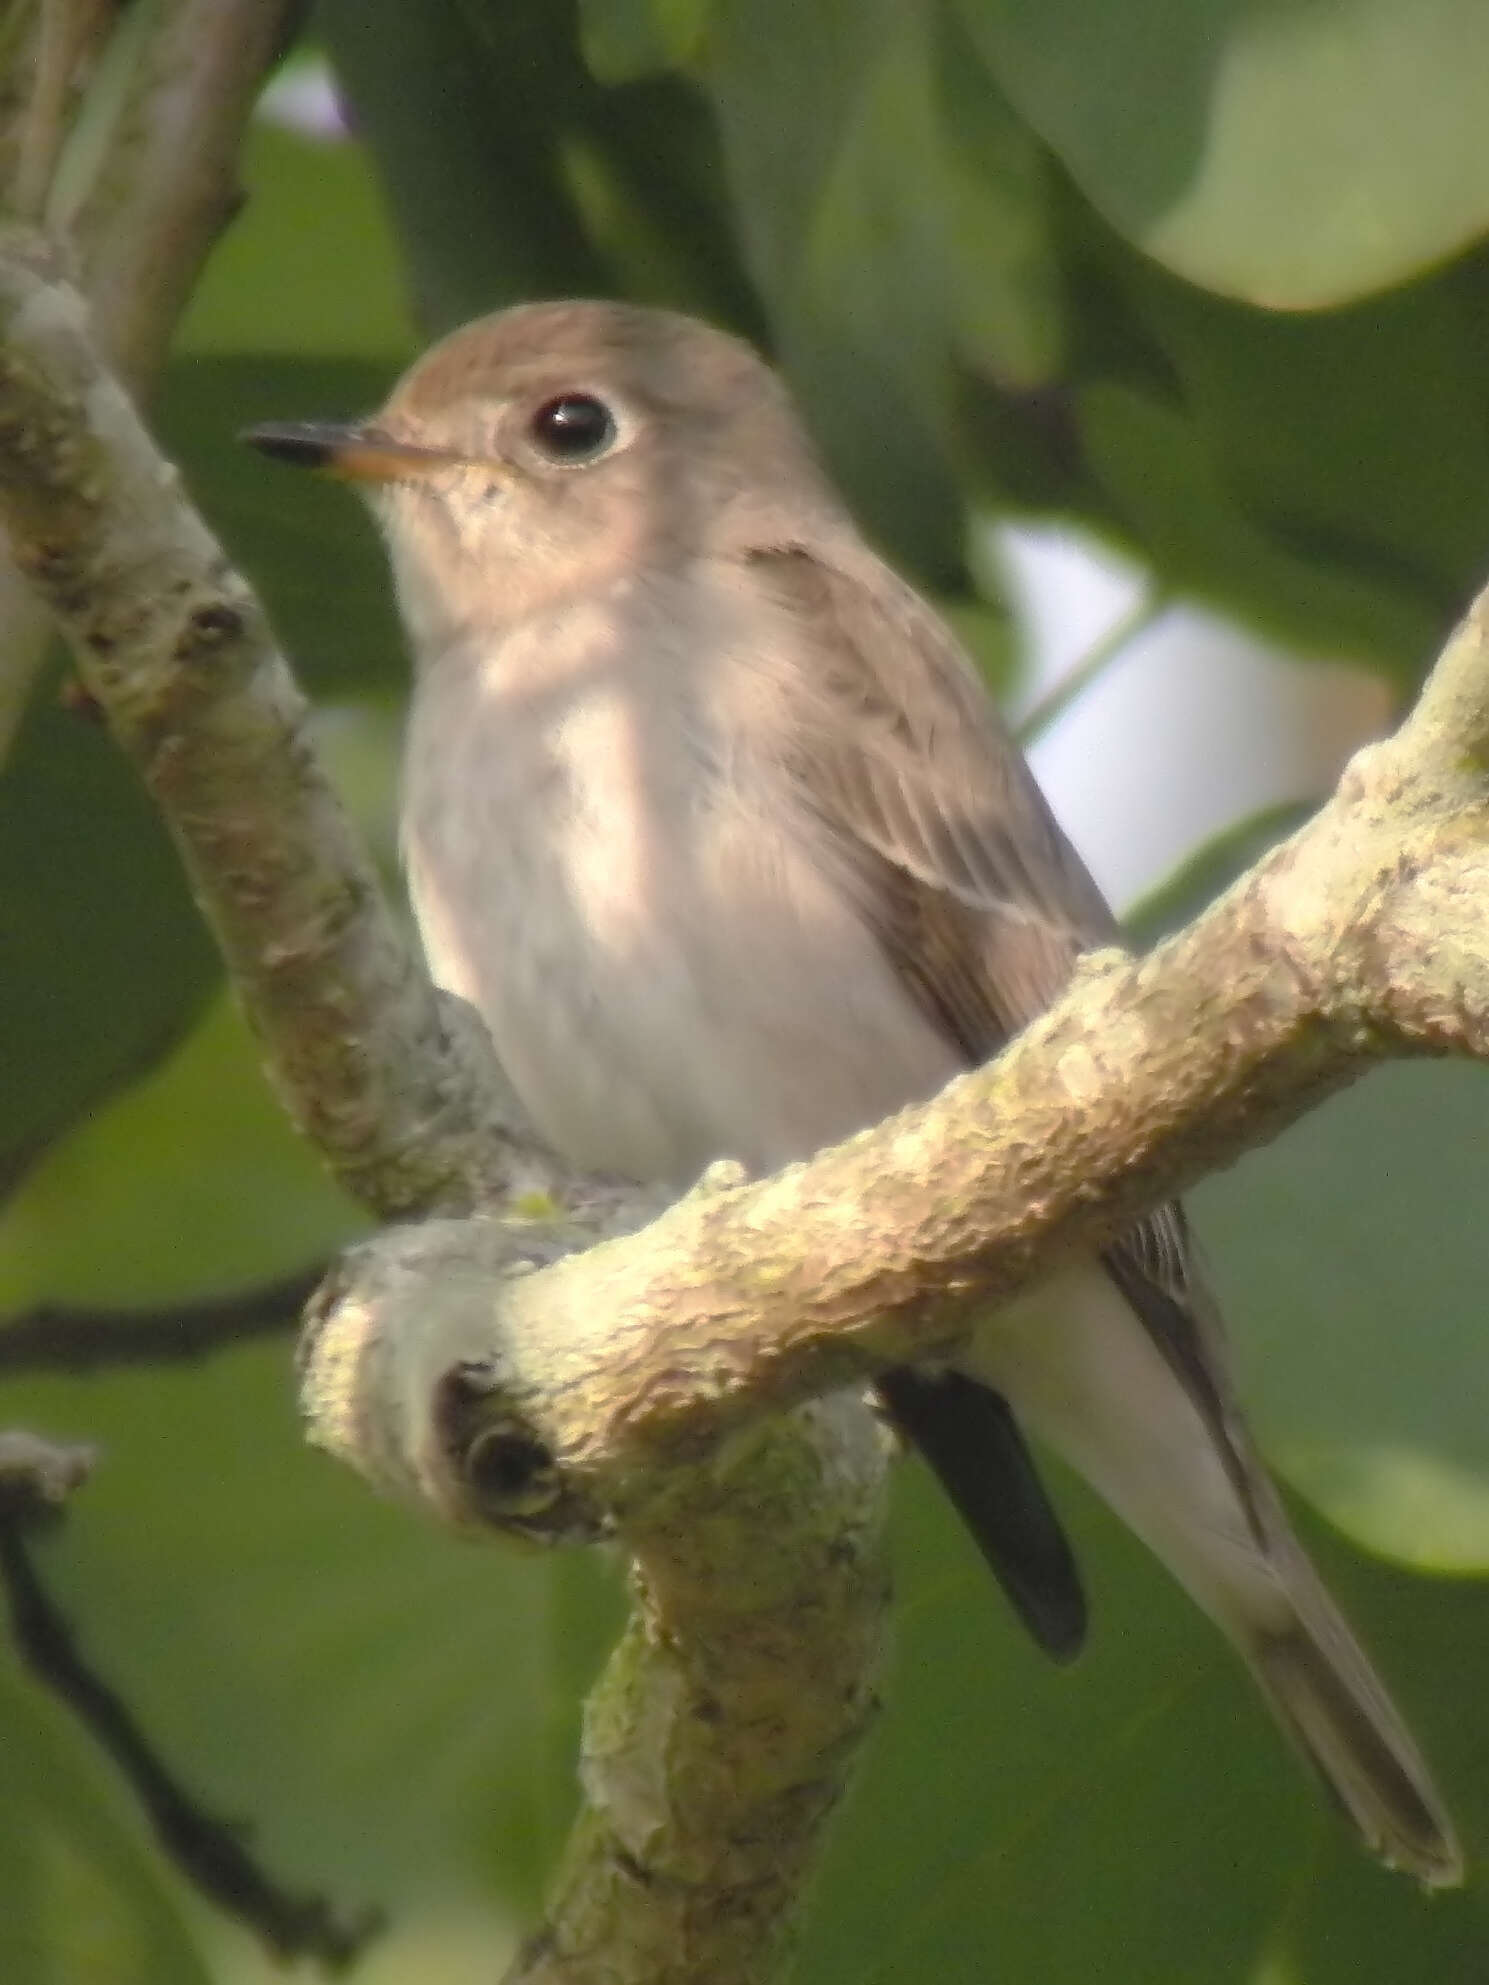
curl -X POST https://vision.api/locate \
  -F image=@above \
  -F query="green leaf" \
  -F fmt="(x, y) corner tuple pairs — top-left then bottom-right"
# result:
(959, 0), (1489, 308)
(1124, 800), (1313, 947)
(0, 1662), (211, 1985)
(321, 0), (756, 336)
(321, 0), (613, 329)
(1126, 255), (1489, 677)
(1078, 381), (1446, 676)
(704, 0), (1061, 581)
(1035, 201), (1489, 680)
(1, 1342), (624, 1938)
(175, 112), (416, 360)
(577, 0), (712, 82)
(0, 989), (364, 1312)
(1195, 1061), (1489, 1573)
(934, 5), (1063, 392)
(801, 1463), (1489, 1982)
(0, 685), (218, 1196)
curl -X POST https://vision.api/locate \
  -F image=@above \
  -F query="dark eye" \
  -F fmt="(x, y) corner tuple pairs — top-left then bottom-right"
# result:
(527, 392), (616, 464)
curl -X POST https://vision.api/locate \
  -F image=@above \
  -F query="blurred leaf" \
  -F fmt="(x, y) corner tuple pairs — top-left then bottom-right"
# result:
(578, 0), (710, 81)
(320, 0), (756, 336)
(451, 0), (757, 328)
(1078, 381), (1445, 676)
(0, 990), (363, 1312)
(958, 0), (1489, 308)
(1195, 1061), (1489, 1573)
(0, 686), (218, 1195)
(176, 112), (416, 360)
(1123, 253), (1489, 683)
(0, 1662), (210, 1985)
(933, 6), (1062, 392)
(158, 356), (406, 699)
(0, 1342), (625, 1946)
(321, 0), (613, 327)
(1125, 799), (1312, 947)
(800, 1459), (1489, 1983)
(704, 0), (1060, 581)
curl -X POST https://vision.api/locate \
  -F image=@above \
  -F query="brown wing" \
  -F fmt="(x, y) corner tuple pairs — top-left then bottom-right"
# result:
(746, 543), (1267, 1548)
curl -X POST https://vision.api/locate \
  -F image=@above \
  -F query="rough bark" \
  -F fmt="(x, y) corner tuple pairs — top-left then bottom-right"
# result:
(0, 221), (562, 1217)
(0, 0), (301, 760)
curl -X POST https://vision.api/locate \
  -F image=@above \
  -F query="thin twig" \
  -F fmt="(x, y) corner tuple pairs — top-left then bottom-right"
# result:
(0, 1265), (319, 1372)
(3, 0), (302, 775)
(12, 0), (110, 219)
(1014, 585), (1167, 746)
(0, 1519), (383, 1970)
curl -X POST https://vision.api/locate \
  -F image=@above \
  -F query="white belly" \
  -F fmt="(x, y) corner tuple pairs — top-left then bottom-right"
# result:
(401, 627), (957, 1186)
(966, 1265), (1283, 1632)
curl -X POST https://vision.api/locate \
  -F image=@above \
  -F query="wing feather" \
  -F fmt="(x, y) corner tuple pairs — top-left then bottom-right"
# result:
(745, 542), (1266, 1545)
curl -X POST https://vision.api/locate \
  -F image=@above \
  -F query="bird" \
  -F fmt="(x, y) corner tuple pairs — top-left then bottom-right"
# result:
(247, 298), (1461, 1886)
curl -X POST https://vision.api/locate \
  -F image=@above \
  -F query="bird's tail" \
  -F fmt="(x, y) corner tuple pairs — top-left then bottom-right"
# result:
(973, 1265), (1462, 1887)
(1233, 1522), (1462, 1889)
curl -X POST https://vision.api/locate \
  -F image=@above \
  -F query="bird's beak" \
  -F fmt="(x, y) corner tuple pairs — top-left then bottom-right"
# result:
(242, 420), (469, 484)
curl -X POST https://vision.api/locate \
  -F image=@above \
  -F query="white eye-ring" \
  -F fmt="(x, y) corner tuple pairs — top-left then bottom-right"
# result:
(527, 392), (618, 465)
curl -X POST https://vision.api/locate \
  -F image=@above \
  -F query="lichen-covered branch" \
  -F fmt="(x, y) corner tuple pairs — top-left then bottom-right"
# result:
(507, 1383), (887, 1985)
(302, 1213), (891, 1985)
(2, 0), (300, 755)
(63, 0), (299, 397)
(0, 221), (554, 1216)
(304, 606), (1489, 1527)
(303, 604), (1489, 1981)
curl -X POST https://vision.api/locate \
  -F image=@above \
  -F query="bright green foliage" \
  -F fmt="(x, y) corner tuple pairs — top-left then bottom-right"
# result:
(0, 1664), (211, 1985)
(1196, 1064), (1489, 1574)
(956, 0), (1489, 309)
(3, 6), (1489, 1981)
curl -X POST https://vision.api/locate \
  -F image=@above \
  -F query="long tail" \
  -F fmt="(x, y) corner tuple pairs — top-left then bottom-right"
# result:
(971, 1265), (1462, 1886)
(1237, 1520), (1462, 1888)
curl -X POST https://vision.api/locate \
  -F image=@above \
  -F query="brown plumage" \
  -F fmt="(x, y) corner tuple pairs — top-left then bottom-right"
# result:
(248, 299), (1463, 1887)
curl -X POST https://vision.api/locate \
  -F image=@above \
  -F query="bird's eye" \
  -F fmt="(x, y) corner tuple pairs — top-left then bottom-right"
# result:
(527, 393), (617, 464)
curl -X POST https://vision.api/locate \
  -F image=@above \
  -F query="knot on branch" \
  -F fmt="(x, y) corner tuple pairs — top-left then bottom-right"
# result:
(0, 1429), (97, 1523)
(298, 1217), (609, 1540)
(435, 1365), (604, 1543)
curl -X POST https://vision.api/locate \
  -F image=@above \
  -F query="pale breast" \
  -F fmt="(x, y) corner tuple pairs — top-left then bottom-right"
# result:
(400, 581), (960, 1186)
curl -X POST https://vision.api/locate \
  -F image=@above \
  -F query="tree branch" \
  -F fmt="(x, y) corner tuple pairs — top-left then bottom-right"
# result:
(0, 1265), (320, 1371)
(2, 1), (304, 766)
(61, 0), (300, 398)
(0, 1459), (382, 1970)
(296, 595), (1489, 1982)
(3, 213), (1488, 1981)
(304, 598), (1489, 1519)
(0, 219), (566, 1217)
